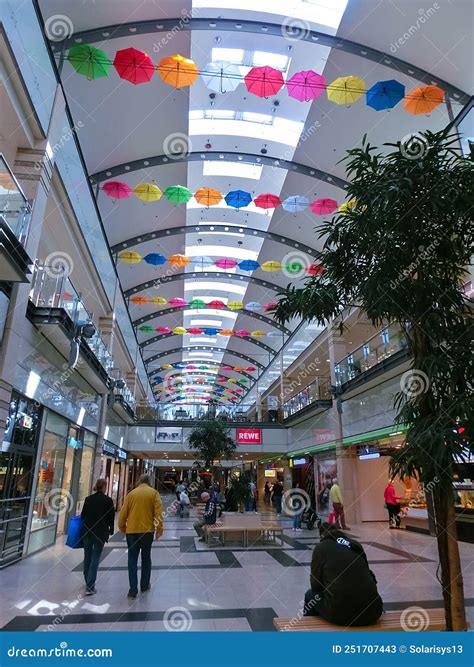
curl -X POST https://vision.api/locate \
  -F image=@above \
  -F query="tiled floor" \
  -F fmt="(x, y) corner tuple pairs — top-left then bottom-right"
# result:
(1, 496), (473, 632)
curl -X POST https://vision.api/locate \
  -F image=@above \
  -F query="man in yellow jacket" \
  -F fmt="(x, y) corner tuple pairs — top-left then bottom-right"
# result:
(329, 478), (350, 531)
(118, 474), (163, 599)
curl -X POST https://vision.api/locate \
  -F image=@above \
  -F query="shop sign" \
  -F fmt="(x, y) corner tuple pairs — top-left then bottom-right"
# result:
(155, 427), (182, 443)
(102, 442), (117, 456)
(314, 428), (336, 445)
(292, 457), (307, 466)
(236, 428), (262, 444)
(357, 444), (380, 460)
(117, 448), (127, 460)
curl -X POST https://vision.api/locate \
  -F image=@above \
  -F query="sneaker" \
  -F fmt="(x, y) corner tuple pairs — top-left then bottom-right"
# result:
(127, 590), (138, 599)
(295, 528), (303, 532)
(141, 585), (151, 593)
(85, 587), (96, 596)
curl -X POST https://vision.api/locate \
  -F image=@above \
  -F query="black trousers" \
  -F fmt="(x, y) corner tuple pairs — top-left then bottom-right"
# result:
(126, 533), (153, 593)
(304, 589), (323, 616)
(386, 502), (401, 526)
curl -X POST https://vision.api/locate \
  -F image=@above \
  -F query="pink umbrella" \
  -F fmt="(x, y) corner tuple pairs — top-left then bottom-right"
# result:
(310, 198), (338, 215)
(235, 329), (251, 337)
(156, 326), (171, 334)
(215, 258), (238, 269)
(264, 302), (278, 312)
(169, 297), (188, 307)
(103, 181), (133, 199)
(221, 365), (233, 371)
(287, 70), (326, 102)
(244, 66), (284, 98)
(186, 365), (197, 369)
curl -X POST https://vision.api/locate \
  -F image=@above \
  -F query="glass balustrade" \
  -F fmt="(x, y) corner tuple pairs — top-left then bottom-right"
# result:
(136, 402), (277, 423)
(283, 377), (332, 419)
(0, 155), (31, 245)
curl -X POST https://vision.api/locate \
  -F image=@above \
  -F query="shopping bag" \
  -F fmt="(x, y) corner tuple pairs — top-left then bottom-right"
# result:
(66, 515), (84, 549)
(328, 511), (335, 525)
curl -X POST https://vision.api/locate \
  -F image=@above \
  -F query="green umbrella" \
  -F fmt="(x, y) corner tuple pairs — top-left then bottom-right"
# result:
(188, 298), (206, 309)
(67, 45), (111, 80)
(284, 260), (304, 275)
(198, 365), (209, 370)
(164, 185), (192, 204)
(139, 325), (154, 333)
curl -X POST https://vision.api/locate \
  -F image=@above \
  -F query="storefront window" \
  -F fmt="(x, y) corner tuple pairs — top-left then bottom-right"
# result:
(31, 429), (67, 532)
(78, 443), (94, 506)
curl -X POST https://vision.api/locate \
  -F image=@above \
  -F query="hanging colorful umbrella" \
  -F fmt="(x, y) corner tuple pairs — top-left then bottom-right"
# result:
(339, 199), (357, 213)
(245, 66), (284, 97)
(264, 302), (278, 311)
(215, 258), (237, 269)
(254, 193), (281, 210)
(139, 325), (154, 333)
(208, 300), (225, 309)
(156, 326), (171, 334)
(193, 255), (214, 268)
(187, 327), (203, 334)
(153, 376), (163, 383)
(188, 298), (206, 309)
(246, 366), (257, 372)
(169, 297), (188, 307)
(195, 187), (222, 207)
(245, 302), (262, 312)
(201, 60), (241, 93)
(234, 367), (244, 372)
(219, 329), (234, 336)
(227, 301), (244, 310)
(306, 263), (324, 276)
(144, 253), (167, 266)
(221, 365), (233, 371)
(168, 254), (190, 268)
(310, 198), (338, 215)
(225, 190), (252, 209)
(239, 259), (260, 272)
(217, 377), (227, 383)
(327, 76), (365, 105)
(173, 326), (187, 335)
(261, 260), (281, 272)
(404, 85), (444, 115)
(67, 45), (111, 80)
(235, 329), (251, 337)
(227, 378), (238, 383)
(164, 185), (193, 204)
(162, 363), (173, 369)
(287, 70), (326, 102)
(157, 54), (199, 88)
(103, 181), (132, 199)
(113, 47), (154, 85)
(366, 79), (405, 111)
(130, 295), (148, 305)
(175, 363), (186, 369)
(282, 195), (309, 213)
(134, 183), (162, 202)
(150, 296), (168, 305)
(267, 331), (283, 337)
(251, 330), (265, 337)
(204, 328), (219, 335)
(198, 365), (210, 370)
(186, 365), (197, 369)
(284, 259), (304, 275)
(118, 251), (142, 264)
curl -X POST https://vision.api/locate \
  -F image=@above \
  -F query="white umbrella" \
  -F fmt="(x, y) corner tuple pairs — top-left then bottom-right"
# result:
(201, 61), (241, 93)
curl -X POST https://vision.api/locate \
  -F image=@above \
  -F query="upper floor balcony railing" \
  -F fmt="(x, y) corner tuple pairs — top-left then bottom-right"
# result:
(283, 376), (332, 419)
(0, 155), (31, 246)
(335, 323), (408, 387)
(136, 401), (285, 424)
(29, 263), (113, 373)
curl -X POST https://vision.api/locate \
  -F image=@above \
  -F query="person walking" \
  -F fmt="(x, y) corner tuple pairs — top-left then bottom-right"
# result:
(329, 478), (350, 530)
(80, 479), (115, 595)
(118, 474), (163, 599)
(272, 479), (283, 514)
(384, 479), (402, 529)
(264, 481), (271, 504)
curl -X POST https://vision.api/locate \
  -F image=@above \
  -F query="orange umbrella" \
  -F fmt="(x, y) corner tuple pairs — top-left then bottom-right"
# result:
(194, 187), (222, 207)
(157, 54), (199, 88)
(404, 85), (444, 115)
(130, 295), (149, 305)
(168, 254), (190, 268)
(219, 329), (234, 336)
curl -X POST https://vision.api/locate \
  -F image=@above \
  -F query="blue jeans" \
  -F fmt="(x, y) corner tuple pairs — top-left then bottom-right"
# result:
(293, 512), (303, 529)
(82, 533), (104, 590)
(274, 496), (282, 514)
(126, 533), (154, 594)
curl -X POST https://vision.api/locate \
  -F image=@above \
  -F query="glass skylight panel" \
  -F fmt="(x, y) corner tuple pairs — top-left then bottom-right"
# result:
(241, 111), (273, 124)
(211, 47), (244, 64)
(186, 245), (258, 260)
(202, 160), (263, 180)
(252, 51), (288, 71)
(190, 319), (223, 327)
(204, 109), (236, 120)
(189, 119), (302, 147)
(183, 282), (247, 295)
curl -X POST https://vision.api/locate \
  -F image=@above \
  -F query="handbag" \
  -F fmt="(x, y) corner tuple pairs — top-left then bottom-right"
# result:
(66, 515), (84, 549)
(328, 511), (335, 525)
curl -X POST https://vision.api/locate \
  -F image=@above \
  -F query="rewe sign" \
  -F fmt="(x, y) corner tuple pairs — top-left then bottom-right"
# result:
(236, 428), (262, 445)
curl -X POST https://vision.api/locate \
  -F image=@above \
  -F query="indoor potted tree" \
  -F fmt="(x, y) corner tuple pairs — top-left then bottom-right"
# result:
(188, 418), (237, 482)
(274, 129), (473, 631)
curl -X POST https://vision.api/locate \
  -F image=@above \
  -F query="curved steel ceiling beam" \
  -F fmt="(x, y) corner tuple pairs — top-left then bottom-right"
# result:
(134, 306), (290, 335)
(145, 346), (266, 370)
(112, 224), (321, 258)
(91, 151), (349, 189)
(140, 331), (276, 355)
(55, 18), (469, 104)
(124, 271), (288, 299)
(148, 363), (255, 383)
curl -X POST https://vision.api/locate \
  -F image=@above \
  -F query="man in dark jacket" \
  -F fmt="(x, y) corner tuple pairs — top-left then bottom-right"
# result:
(81, 479), (115, 595)
(304, 522), (383, 626)
(193, 492), (217, 542)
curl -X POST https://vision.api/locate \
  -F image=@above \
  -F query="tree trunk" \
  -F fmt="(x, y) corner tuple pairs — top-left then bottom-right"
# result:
(431, 487), (467, 631)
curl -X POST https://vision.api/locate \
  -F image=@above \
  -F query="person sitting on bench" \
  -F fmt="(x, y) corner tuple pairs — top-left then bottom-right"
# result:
(193, 492), (217, 542)
(304, 522), (383, 626)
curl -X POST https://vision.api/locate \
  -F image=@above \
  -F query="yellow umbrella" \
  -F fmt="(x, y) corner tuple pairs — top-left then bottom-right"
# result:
(251, 329), (265, 337)
(227, 378), (238, 383)
(228, 301), (244, 310)
(261, 260), (281, 272)
(168, 254), (190, 268)
(173, 326), (187, 335)
(162, 363), (173, 369)
(327, 76), (365, 105)
(339, 199), (357, 212)
(118, 251), (142, 264)
(134, 183), (162, 202)
(149, 296), (168, 305)
(157, 54), (199, 88)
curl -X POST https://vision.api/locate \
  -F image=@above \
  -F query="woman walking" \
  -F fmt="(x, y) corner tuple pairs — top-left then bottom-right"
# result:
(384, 479), (402, 529)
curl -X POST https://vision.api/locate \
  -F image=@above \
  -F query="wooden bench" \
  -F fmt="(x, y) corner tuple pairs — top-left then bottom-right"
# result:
(273, 608), (446, 632)
(204, 520), (284, 547)
(205, 522), (246, 546)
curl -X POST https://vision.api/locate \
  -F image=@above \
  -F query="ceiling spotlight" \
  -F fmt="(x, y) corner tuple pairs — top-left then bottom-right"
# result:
(260, 147), (268, 155)
(205, 142), (212, 149)
(209, 92), (216, 99)
(273, 99), (280, 106)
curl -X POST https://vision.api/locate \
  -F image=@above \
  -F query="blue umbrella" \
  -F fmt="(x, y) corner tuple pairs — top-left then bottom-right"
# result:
(204, 328), (219, 335)
(143, 253), (167, 266)
(245, 301), (262, 312)
(282, 195), (309, 213)
(225, 190), (252, 209)
(239, 259), (260, 272)
(174, 363), (186, 369)
(152, 376), (163, 383)
(366, 79), (405, 111)
(193, 255), (214, 268)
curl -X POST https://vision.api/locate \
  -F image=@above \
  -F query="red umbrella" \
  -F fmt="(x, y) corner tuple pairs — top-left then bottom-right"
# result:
(208, 300), (225, 309)
(287, 70), (326, 102)
(103, 181), (133, 199)
(113, 47), (155, 85)
(306, 263), (324, 276)
(254, 193), (281, 210)
(244, 66), (284, 98)
(187, 327), (203, 334)
(264, 302), (278, 312)
(246, 366), (257, 372)
(310, 198), (338, 215)
(221, 365), (233, 371)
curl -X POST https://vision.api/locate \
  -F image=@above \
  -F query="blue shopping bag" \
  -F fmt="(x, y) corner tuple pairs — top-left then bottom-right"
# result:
(66, 515), (84, 549)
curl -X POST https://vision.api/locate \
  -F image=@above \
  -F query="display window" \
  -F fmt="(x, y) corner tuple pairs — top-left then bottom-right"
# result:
(31, 429), (67, 532)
